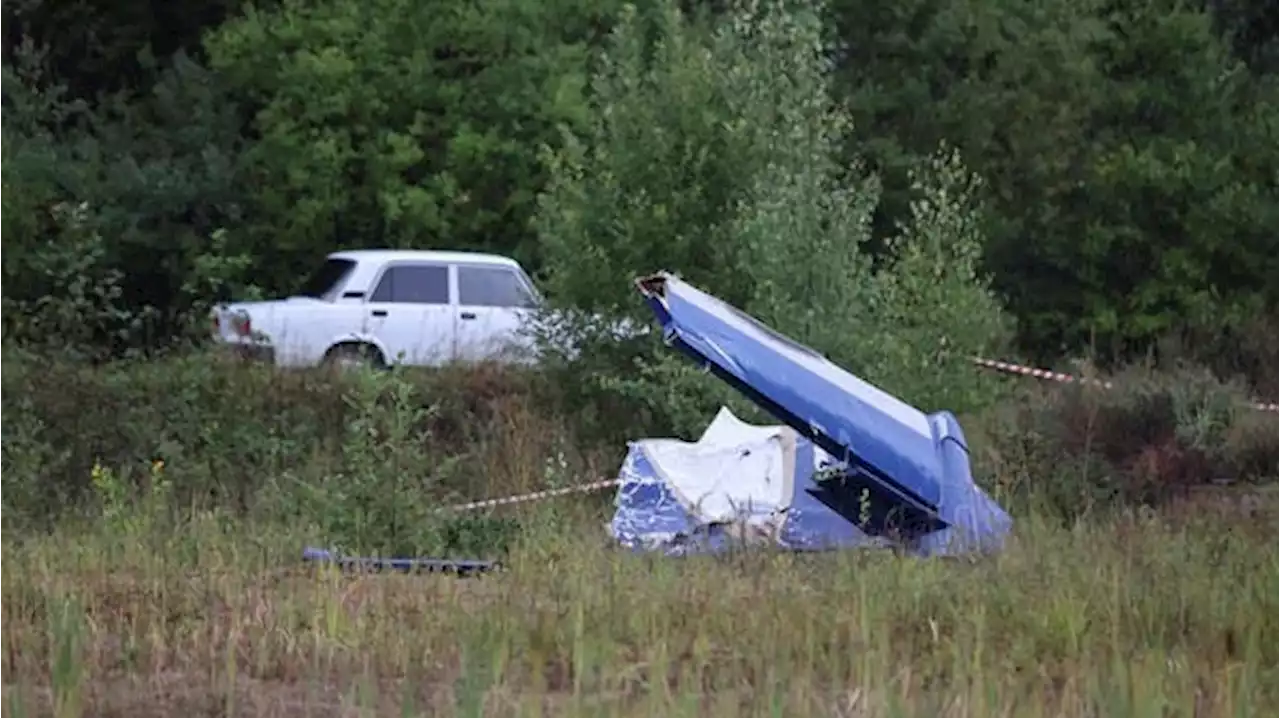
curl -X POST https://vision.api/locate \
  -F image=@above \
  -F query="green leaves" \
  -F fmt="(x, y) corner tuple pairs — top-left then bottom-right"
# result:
(4, 0), (1272, 373)
(534, 0), (1011, 439)
(833, 0), (1277, 359)
(205, 0), (615, 286)
(2, 48), (248, 354)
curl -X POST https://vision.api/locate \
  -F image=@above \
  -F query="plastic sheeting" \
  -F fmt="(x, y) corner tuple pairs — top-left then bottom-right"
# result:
(609, 408), (1010, 557)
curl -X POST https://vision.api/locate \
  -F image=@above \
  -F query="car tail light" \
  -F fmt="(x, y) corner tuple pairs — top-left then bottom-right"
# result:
(234, 315), (252, 337)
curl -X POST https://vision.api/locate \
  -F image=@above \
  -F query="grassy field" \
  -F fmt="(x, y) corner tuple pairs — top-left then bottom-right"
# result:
(3, 488), (1276, 718)
(3, 353), (1276, 716)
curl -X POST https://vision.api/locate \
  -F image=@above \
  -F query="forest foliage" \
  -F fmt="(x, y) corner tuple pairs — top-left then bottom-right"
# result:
(2, 0), (1275, 367)
(2, 0), (1275, 530)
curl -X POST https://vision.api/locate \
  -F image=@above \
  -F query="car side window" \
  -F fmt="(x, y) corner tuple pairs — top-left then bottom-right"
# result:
(457, 266), (537, 309)
(370, 265), (450, 304)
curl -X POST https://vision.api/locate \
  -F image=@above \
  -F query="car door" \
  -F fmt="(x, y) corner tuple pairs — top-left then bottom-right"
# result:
(363, 263), (456, 365)
(454, 263), (540, 363)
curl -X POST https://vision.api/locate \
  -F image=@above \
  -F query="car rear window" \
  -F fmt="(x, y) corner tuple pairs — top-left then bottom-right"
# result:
(297, 258), (356, 300)
(457, 265), (539, 308)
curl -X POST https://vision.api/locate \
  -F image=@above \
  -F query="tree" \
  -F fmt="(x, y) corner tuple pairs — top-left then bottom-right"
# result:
(831, 0), (1276, 361)
(534, 0), (1011, 439)
(204, 0), (619, 292)
(2, 44), (250, 354)
(2, 0), (253, 99)
(1205, 0), (1278, 73)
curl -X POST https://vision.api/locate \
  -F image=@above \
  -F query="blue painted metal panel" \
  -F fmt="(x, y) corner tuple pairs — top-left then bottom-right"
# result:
(302, 548), (498, 576)
(635, 274), (948, 522)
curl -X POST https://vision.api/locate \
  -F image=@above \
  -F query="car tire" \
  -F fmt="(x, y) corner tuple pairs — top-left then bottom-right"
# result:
(323, 343), (385, 372)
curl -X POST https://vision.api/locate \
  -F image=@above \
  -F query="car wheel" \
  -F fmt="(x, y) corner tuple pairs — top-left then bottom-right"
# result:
(324, 344), (385, 372)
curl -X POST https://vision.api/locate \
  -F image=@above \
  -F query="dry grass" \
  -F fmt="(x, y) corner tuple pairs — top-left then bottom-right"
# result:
(3, 355), (1277, 716)
(3, 492), (1276, 718)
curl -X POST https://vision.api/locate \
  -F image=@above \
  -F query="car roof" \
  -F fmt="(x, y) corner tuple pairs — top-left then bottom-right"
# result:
(327, 249), (522, 268)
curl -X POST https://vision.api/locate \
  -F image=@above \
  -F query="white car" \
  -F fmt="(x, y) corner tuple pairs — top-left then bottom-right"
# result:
(212, 249), (551, 369)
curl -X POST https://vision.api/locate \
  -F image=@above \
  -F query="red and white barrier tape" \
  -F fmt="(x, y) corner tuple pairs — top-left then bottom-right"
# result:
(446, 356), (1278, 515)
(969, 356), (1112, 389)
(970, 356), (1279, 413)
(448, 478), (621, 512)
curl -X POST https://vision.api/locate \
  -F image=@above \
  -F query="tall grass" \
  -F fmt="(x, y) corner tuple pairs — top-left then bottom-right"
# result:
(2, 352), (1276, 716)
(2, 494), (1275, 717)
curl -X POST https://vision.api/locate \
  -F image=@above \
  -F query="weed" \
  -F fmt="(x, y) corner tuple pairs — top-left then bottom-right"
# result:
(2, 348), (1275, 716)
(1, 499), (1275, 716)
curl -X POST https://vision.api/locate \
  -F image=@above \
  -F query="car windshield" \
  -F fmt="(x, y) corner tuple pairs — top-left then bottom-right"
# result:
(296, 258), (356, 300)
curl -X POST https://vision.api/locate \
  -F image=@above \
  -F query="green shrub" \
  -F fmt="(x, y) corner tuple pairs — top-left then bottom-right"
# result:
(974, 362), (1278, 520)
(0, 349), (600, 555)
(531, 0), (1012, 443)
(1157, 315), (1279, 400)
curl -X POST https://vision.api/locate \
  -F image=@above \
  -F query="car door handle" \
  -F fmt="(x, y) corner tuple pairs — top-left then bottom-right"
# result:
(371, 310), (388, 318)
(460, 312), (477, 320)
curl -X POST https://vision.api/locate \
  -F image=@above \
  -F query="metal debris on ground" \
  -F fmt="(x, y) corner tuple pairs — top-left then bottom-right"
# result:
(301, 548), (499, 576)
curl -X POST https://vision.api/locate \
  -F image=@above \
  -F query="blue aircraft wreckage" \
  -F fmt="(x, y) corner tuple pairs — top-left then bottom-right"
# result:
(610, 273), (1011, 557)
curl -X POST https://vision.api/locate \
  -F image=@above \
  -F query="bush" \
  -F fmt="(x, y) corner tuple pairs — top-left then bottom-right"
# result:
(5, 341), (1273, 551)
(0, 349), (606, 555)
(2, 48), (252, 355)
(974, 362), (1278, 520)
(1157, 315), (1279, 401)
